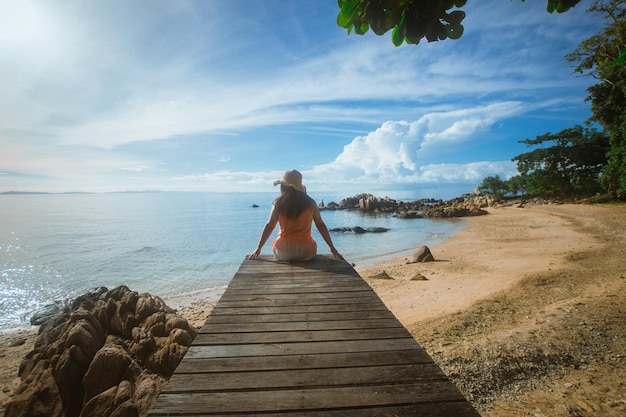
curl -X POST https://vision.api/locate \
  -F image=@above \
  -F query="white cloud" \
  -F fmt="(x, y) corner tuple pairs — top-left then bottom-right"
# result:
(310, 101), (525, 183)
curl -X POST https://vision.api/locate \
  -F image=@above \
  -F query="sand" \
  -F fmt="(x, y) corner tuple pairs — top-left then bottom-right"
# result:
(1, 202), (624, 416)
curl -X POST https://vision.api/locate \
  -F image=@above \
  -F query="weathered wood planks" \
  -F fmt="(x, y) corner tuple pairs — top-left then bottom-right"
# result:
(148, 255), (480, 416)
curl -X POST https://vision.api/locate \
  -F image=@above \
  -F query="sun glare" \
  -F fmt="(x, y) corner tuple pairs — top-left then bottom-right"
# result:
(0, 2), (49, 46)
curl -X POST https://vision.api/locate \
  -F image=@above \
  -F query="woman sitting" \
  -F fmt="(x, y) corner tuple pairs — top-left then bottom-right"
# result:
(247, 170), (343, 261)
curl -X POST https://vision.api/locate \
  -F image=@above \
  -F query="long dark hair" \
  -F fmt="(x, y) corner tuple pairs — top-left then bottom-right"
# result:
(275, 185), (314, 219)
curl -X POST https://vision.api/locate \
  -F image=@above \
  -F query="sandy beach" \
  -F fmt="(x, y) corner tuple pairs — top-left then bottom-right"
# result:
(1, 202), (624, 416)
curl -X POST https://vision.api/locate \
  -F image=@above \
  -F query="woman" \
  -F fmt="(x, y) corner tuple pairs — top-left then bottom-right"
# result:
(247, 170), (343, 261)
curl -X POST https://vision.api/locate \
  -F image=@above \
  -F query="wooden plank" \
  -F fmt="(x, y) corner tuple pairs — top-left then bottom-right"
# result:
(147, 255), (480, 416)
(194, 327), (412, 345)
(218, 290), (376, 302)
(185, 338), (424, 358)
(149, 382), (466, 414)
(148, 402), (479, 417)
(214, 296), (381, 308)
(174, 350), (434, 373)
(200, 310), (397, 324)
(198, 318), (403, 333)
(164, 363), (448, 392)
(210, 303), (388, 316)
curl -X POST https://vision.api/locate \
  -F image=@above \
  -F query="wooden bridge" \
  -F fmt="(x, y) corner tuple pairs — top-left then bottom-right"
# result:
(148, 255), (480, 416)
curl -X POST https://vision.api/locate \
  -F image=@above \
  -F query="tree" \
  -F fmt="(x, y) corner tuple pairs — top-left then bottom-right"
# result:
(337, 0), (581, 46)
(504, 174), (528, 196)
(478, 175), (509, 198)
(511, 125), (610, 198)
(565, 0), (626, 199)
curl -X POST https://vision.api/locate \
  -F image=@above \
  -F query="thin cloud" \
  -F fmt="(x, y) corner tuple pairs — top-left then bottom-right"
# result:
(0, 0), (603, 194)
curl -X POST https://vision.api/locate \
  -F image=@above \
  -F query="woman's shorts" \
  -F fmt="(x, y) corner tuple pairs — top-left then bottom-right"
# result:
(272, 237), (317, 261)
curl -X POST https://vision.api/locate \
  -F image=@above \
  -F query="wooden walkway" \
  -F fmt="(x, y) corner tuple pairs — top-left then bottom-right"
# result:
(148, 255), (480, 416)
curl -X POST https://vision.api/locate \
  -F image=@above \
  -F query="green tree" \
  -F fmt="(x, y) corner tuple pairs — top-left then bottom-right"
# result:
(565, 0), (626, 199)
(511, 125), (610, 198)
(505, 174), (528, 196)
(478, 175), (509, 198)
(337, 0), (581, 46)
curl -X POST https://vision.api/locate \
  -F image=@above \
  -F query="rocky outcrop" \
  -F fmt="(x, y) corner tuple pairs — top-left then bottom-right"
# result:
(320, 192), (490, 218)
(5, 285), (197, 417)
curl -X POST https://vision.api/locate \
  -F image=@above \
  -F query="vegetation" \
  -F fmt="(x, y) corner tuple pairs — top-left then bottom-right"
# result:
(477, 0), (625, 201)
(566, 0), (626, 199)
(337, 0), (581, 46)
(477, 175), (509, 199)
(478, 126), (610, 199)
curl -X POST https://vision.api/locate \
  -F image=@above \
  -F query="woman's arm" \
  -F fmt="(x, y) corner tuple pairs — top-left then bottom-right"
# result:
(311, 203), (344, 260)
(247, 204), (279, 259)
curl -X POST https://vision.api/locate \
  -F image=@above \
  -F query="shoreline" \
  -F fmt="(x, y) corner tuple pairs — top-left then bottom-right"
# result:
(355, 204), (591, 325)
(2, 203), (624, 416)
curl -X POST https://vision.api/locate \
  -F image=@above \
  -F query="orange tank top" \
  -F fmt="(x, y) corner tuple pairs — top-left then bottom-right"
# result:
(277, 209), (314, 242)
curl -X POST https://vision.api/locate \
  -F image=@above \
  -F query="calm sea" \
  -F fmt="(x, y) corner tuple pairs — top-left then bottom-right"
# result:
(0, 192), (466, 332)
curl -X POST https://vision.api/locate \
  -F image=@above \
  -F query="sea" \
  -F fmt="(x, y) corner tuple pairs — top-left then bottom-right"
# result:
(0, 192), (466, 332)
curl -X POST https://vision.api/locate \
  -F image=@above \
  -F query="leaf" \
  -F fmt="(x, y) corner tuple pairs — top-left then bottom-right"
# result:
(391, 13), (406, 46)
(437, 21), (448, 40)
(613, 48), (626, 67)
(446, 10), (465, 25)
(369, 6), (390, 35)
(336, 0), (357, 28)
(447, 23), (464, 40)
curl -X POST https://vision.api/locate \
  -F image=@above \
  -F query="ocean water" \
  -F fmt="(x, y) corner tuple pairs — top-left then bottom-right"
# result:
(0, 192), (466, 332)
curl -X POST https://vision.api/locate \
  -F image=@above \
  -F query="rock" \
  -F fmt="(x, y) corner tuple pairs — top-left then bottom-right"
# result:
(394, 212), (423, 219)
(8, 338), (26, 347)
(329, 226), (389, 234)
(4, 365), (64, 417)
(411, 273), (429, 281)
(366, 227), (390, 233)
(321, 193), (493, 218)
(369, 271), (394, 280)
(82, 344), (140, 403)
(80, 385), (118, 417)
(408, 246), (435, 263)
(5, 285), (196, 417)
(30, 301), (70, 326)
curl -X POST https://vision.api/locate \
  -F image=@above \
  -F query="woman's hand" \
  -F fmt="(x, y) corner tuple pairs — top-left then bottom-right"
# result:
(246, 248), (261, 259)
(330, 247), (344, 261)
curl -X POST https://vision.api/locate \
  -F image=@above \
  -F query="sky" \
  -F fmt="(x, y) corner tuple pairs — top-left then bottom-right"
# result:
(0, 0), (605, 199)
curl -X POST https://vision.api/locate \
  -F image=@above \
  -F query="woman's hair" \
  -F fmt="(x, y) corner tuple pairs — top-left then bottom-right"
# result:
(275, 185), (314, 219)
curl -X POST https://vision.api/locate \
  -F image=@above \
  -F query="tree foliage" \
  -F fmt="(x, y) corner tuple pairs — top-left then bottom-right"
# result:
(565, 0), (626, 199)
(337, 0), (581, 46)
(478, 175), (509, 198)
(510, 126), (610, 198)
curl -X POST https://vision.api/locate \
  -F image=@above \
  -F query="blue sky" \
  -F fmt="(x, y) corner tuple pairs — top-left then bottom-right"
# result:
(0, 0), (604, 199)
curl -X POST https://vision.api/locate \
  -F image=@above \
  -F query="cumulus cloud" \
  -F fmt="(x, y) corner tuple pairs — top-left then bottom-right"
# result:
(308, 101), (525, 187)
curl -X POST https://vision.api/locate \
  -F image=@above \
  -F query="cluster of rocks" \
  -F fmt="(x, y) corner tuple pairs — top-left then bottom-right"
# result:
(368, 246), (434, 281)
(320, 192), (492, 218)
(329, 226), (389, 234)
(5, 285), (197, 417)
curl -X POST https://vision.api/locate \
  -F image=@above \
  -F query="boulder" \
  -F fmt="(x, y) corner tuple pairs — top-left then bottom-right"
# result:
(408, 246), (435, 263)
(4, 364), (64, 417)
(82, 344), (140, 403)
